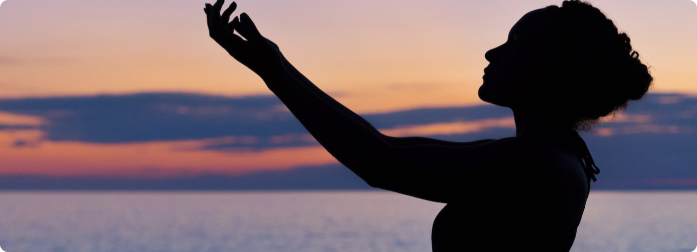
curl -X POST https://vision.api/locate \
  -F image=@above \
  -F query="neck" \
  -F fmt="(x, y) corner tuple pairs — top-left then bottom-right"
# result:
(513, 109), (573, 139)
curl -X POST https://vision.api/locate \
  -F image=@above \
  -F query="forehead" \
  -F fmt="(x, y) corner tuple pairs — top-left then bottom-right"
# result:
(509, 8), (556, 40)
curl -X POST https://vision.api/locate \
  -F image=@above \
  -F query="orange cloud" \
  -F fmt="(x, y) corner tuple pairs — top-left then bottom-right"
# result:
(0, 112), (44, 126)
(0, 134), (337, 177)
(380, 117), (515, 137)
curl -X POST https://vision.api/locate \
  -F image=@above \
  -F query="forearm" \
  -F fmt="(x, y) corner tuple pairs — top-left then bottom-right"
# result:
(278, 55), (386, 138)
(260, 63), (391, 176)
(278, 56), (490, 147)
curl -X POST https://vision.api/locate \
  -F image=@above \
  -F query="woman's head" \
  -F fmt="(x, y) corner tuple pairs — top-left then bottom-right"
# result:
(479, 0), (653, 130)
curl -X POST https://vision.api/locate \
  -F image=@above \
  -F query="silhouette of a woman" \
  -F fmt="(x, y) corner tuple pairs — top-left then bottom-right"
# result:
(204, 0), (653, 251)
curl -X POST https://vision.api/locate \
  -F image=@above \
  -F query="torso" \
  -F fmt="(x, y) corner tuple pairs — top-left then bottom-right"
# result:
(431, 136), (590, 252)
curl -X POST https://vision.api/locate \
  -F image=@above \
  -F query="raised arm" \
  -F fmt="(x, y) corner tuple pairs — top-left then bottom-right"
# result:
(279, 52), (495, 147)
(204, 1), (504, 202)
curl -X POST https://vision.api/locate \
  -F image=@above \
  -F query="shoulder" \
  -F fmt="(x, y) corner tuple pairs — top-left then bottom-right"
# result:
(383, 136), (560, 168)
(483, 137), (562, 163)
(376, 136), (565, 177)
(483, 137), (567, 181)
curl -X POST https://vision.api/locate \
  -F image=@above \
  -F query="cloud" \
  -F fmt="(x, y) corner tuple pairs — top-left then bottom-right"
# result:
(0, 111), (44, 126)
(0, 93), (305, 144)
(380, 117), (515, 137)
(0, 92), (514, 149)
(0, 92), (696, 189)
(0, 164), (372, 191)
(0, 92), (695, 152)
(595, 93), (697, 134)
(195, 134), (319, 151)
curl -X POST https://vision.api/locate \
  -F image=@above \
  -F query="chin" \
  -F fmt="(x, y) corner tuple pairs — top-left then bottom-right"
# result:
(478, 83), (505, 106)
(477, 85), (490, 102)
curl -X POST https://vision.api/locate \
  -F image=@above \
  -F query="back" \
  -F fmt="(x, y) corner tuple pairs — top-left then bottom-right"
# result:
(552, 142), (591, 251)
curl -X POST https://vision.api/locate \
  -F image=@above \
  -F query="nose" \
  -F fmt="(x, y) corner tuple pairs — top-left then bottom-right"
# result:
(485, 44), (504, 63)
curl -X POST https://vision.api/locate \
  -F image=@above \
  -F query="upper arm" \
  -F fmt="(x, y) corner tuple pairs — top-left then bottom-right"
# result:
(384, 135), (496, 147)
(357, 137), (551, 203)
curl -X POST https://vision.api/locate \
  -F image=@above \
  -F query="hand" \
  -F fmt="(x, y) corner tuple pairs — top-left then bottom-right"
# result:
(204, 0), (283, 76)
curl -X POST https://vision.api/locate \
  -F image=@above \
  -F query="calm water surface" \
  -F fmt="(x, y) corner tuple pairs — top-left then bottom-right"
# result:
(0, 191), (696, 252)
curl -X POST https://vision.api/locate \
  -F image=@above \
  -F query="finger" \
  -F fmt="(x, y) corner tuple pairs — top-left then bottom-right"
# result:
(205, 4), (218, 26)
(237, 13), (263, 41)
(213, 0), (225, 13)
(228, 16), (240, 32)
(206, 5), (228, 38)
(205, 4), (214, 24)
(204, 4), (212, 16)
(221, 2), (237, 24)
(205, 4), (224, 26)
(205, 4), (214, 18)
(216, 32), (247, 50)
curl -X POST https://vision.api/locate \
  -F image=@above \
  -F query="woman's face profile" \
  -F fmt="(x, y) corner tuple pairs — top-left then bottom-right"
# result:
(479, 8), (556, 108)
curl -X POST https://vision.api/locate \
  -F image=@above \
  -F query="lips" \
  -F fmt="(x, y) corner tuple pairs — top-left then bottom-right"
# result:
(484, 65), (494, 75)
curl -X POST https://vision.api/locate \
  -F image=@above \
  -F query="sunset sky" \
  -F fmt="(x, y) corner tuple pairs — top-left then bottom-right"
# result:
(0, 0), (695, 179)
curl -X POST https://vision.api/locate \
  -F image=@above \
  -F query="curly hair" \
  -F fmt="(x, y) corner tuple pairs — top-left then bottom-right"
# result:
(534, 0), (653, 130)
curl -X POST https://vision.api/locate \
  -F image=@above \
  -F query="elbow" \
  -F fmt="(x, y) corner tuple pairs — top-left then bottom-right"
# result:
(339, 159), (381, 189)
(349, 165), (381, 188)
(351, 164), (391, 190)
(339, 140), (395, 189)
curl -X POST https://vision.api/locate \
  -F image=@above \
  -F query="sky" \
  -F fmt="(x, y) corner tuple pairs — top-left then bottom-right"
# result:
(0, 0), (696, 182)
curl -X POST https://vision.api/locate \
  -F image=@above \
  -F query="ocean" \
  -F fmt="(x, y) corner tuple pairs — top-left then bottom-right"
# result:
(0, 191), (696, 252)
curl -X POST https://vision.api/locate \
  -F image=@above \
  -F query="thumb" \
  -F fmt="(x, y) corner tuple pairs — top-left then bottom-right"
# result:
(236, 13), (263, 41)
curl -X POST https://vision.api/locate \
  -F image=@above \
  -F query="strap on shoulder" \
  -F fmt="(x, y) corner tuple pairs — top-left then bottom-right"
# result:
(570, 130), (600, 195)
